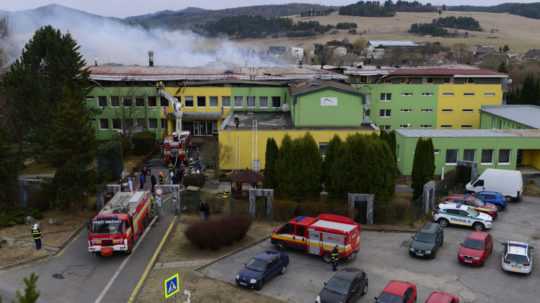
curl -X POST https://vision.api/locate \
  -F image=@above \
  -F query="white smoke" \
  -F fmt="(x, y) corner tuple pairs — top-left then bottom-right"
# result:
(0, 5), (281, 67)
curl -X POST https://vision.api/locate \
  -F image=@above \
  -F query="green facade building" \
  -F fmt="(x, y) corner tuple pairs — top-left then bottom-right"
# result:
(480, 105), (540, 130)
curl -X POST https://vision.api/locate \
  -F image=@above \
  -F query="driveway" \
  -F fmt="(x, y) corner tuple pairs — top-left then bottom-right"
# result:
(202, 196), (540, 303)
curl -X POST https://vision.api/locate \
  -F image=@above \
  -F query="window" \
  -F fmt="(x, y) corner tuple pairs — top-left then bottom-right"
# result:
(259, 96), (268, 108)
(434, 149), (440, 155)
(112, 118), (122, 129)
(462, 109), (474, 112)
(161, 119), (167, 129)
(185, 96), (194, 107)
(421, 108), (433, 112)
(98, 96), (107, 107)
(148, 96), (157, 107)
(446, 149), (458, 164)
(461, 125), (473, 128)
(234, 96), (243, 107)
(379, 109), (391, 117)
(380, 125), (391, 130)
(247, 96), (256, 108)
(160, 97), (169, 107)
(111, 96), (120, 107)
(380, 93), (392, 101)
(463, 149), (475, 162)
(420, 124), (432, 128)
(400, 124), (411, 128)
(136, 119), (146, 128)
(442, 109), (453, 112)
(441, 124), (452, 128)
(272, 96), (281, 108)
(148, 118), (158, 129)
(400, 108), (412, 112)
(99, 119), (109, 129)
(197, 96), (206, 107)
(209, 96), (218, 107)
(473, 179), (484, 187)
(481, 149), (493, 164)
(123, 97), (132, 107)
(135, 97), (145, 107)
(124, 119), (134, 129)
(421, 92), (433, 96)
(464, 92), (475, 96)
(442, 92), (455, 96)
(499, 149), (510, 164)
(401, 92), (413, 96)
(484, 92), (496, 97)
(222, 96), (231, 107)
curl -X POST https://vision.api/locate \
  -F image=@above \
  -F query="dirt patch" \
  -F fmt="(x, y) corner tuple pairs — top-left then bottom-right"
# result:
(0, 209), (93, 268)
(137, 268), (283, 303)
(158, 215), (275, 263)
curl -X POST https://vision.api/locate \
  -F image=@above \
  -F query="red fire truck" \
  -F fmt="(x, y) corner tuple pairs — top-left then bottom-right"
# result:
(271, 214), (361, 262)
(163, 131), (191, 166)
(88, 191), (152, 256)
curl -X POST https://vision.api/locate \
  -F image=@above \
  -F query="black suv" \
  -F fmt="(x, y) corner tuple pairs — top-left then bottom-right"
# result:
(316, 268), (368, 303)
(409, 223), (444, 259)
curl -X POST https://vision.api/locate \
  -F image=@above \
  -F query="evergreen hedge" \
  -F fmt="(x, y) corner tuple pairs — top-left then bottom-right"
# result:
(97, 140), (124, 182)
(411, 138), (435, 200)
(132, 131), (156, 155)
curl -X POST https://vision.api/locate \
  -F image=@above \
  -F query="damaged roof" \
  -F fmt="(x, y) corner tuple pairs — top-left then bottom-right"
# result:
(289, 80), (360, 97)
(386, 67), (507, 78)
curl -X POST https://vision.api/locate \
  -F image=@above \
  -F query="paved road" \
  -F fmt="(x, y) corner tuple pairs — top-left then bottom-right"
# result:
(203, 196), (540, 303)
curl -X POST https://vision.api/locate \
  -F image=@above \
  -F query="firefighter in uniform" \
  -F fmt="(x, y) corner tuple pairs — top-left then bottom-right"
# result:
(331, 245), (339, 272)
(31, 223), (42, 250)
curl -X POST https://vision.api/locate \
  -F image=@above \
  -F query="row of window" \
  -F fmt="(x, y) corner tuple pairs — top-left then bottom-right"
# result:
(379, 91), (496, 101)
(440, 124), (473, 128)
(380, 124), (476, 130)
(98, 118), (166, 130)
(379, 109), (474, 117)
(93, 95), (282, 108)
(442, 149), (511, 165)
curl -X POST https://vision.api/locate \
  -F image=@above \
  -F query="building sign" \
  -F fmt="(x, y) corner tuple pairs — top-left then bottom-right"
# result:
(320, 97), (338, 107)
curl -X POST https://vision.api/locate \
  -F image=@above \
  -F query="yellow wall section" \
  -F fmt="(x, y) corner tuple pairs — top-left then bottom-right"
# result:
(437, 84), (502, 128)
(164, 86), (232, 115)
(522, 151), (540, 170)
(219, 129), (377, 170)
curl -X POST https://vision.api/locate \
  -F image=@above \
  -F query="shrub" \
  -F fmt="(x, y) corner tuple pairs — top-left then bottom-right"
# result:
(185, 216), (252, 250)
(97, 140), (124, 182)
(272, 199), (298, 221)
(131, 131), (155, 155)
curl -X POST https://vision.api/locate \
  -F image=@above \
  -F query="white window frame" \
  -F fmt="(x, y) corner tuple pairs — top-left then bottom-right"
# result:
(379, 109), (391, 118)
(234, 96), (244, 108)
(498, 149), (511, 165)
(259, 96), (269, 108)
(421, 92), (433, 97)
(246, 96), (256, 108)
(380, 93), (392, 102)
(484, 92), (496, 97)
(184, 96), (194, 107)
(481, 149), (494, 165)
(442, 92), (455, 96)
(445, 149), (458, 165)
(463, 149), (475, 162)
(99, 118), (109, 130)
(209, 96), (218, 107)
(222, 96), (231, 107)
(401, 92), (413, 97)
(421, 108), (433, 112)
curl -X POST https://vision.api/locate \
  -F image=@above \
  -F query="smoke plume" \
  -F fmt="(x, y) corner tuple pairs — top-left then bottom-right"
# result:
(0, 5), (279, 67)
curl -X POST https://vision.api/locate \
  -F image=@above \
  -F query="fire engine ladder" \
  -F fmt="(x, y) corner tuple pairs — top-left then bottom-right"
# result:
(157, 84), (183, 132)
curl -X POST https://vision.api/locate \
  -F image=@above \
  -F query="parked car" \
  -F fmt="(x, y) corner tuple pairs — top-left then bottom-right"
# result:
(441, 194), (498, 219)
(433, 203), (493, 231)
(425, 291), (460, 303)
(466, 169), (523, 201)
(409, 223), (444, 259)
(316, 268), (368, 303)
(475, 191), (507, 211)
(235, 250), (289, 290)
(375, 280), (417, 303)
(501, 241), (534, 275)
(458, 232), (493, 266)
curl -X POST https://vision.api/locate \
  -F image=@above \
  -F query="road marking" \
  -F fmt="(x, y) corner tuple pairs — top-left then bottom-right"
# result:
(127, 215), (178, 303)
(94, 216), (158, 303)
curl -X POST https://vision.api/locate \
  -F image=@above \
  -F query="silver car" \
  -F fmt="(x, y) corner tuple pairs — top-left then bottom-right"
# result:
(501, 241), (534, 275)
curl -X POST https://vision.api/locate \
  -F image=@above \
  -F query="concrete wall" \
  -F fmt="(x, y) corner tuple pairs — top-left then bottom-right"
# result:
(293, 88), (364, 127)
(219, 128), (377, 170)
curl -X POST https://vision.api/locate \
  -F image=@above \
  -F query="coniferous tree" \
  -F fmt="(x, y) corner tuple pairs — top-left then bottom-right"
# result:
(297, 133), (322, 198)
(322, 135), (342, 186)
(0, 130), (19, 207)
(276, 135), (295, 198)
(15, 273), (40, 303)
(263, 138), (279, 189)
(411, 138), (435, 200)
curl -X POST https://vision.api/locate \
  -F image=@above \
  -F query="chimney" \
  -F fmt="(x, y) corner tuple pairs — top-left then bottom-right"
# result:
(148, 51), (154, 67)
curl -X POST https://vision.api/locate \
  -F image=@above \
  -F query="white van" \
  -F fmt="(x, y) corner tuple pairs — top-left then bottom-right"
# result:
(466, 169), (523, 201)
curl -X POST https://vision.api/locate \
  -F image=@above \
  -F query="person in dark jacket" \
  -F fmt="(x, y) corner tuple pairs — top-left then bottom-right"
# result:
(150, 174), (157, 193)
(331, 245), (339, 271)
(31, 224), (42, 250)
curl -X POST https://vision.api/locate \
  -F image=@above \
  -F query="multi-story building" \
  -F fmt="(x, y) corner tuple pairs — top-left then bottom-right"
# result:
(350, 66), (508, 130)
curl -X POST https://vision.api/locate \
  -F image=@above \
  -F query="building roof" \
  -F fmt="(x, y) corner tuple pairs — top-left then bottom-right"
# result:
(222, 111), (294, 130)
(386, 67), (507, 78)
(396, 129), (540, 138)
(368, 40), (418, 48)
(481, 105), (540, 129)
(289, 80), (360, 97)
(87, 65), (347, 82)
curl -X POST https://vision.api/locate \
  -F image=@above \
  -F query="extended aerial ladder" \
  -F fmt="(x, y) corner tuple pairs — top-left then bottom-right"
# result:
(156, 81), (183, 132)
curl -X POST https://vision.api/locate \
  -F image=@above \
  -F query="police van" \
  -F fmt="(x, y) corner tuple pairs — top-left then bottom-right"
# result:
(433, 203), (493, 231)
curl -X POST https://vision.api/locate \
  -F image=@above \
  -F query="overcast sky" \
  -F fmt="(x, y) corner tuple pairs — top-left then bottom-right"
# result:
(1, 0), (538, 18)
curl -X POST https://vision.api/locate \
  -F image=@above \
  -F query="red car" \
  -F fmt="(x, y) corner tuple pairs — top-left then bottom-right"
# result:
(458, 232), (493, 266)
(425, 291), (460, 303)
(375, 280), (417, 303)
(442, 195), (498, 220)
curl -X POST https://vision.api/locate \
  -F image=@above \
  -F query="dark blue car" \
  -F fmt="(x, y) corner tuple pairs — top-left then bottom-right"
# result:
(236, 250), (289, 290)
(476, 191), (507, 211)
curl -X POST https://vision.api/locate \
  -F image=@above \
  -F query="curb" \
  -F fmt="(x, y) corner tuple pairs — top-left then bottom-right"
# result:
(0, 222), (86, 271)
(195, 235), (270, 272)
(127, 215), (178, 303)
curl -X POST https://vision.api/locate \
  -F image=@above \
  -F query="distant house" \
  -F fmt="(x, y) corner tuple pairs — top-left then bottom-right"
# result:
(524, 49), (540, 61)
(472, 45), (497, 58)
(290, 47), (304, 59)
(367, 40), (419, 60)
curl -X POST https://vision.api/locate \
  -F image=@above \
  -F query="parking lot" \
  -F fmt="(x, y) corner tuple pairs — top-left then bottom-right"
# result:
(201, 196), (540, 302)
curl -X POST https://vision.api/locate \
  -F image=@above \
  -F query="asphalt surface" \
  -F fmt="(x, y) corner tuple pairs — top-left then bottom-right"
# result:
(202, 196), (540, 303)
(0, 158), (177, 303)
